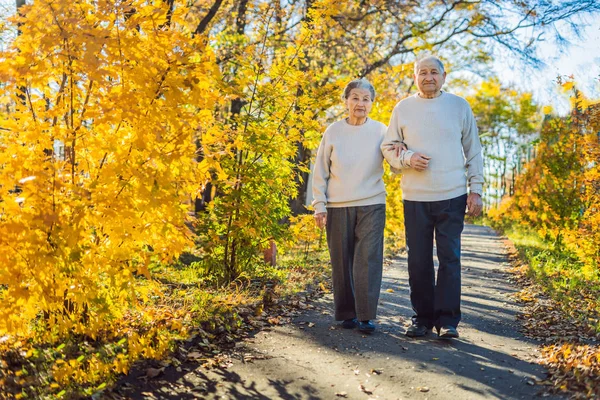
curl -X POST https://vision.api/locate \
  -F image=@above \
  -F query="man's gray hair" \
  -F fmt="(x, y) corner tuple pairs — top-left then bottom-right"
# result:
(414, 55), (445, 74)
(342, 78), (376, 101)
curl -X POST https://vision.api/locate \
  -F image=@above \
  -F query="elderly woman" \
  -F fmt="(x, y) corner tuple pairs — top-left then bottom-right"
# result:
(312, 78), (391, 333)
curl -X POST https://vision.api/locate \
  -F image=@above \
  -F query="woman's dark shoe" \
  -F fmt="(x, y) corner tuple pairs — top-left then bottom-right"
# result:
(358, 320), (376, 333)
(438, 326), (459, 339)
(405, 323), (430, 337)
(342, 318), (358, 329)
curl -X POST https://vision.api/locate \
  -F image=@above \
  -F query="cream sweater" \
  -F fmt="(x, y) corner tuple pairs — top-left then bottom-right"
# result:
(312, 118), (387, 214)
(381, 92), (484, 201)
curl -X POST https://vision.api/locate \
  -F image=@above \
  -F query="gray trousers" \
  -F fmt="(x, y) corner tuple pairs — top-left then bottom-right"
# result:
(326, 204), (385, 321)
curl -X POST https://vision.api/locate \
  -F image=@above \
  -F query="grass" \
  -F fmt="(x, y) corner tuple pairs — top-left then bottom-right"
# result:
(490, 220), (600, 333)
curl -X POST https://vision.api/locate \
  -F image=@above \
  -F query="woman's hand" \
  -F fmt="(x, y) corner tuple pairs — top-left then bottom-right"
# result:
(314, 212), (327, 229)
(391, 142), (408, 157)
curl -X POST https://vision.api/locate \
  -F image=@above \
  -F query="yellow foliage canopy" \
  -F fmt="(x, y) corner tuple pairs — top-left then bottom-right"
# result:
(0, 0), (218, 338)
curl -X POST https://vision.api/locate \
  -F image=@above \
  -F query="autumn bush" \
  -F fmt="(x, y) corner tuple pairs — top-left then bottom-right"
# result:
(488, 85), (600, 332)
(193, 21), (320, 282)
(0, 1), (222, 396)
(488, 90), (600, 395)
(489, 87), (599, 278)
(0, 0), (218, 340)
(0, 2), (336, 396)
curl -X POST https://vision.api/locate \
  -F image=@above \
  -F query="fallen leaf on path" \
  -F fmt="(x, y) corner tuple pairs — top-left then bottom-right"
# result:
(187, 351), (203, 360)
(308, 322), (315, 328)
(145, 367), (164, 378)
(298, 301), (308, 309)
(319, 282), (329, 293)
(386, 288), (394, 293)
(418, 387), (430, 392)
(370, 368), (383, 375)
(359, 384), (373, 395)
(335, 392), (348, 397)
(254, 305), (264, 316)
(432, 357), (439, 361)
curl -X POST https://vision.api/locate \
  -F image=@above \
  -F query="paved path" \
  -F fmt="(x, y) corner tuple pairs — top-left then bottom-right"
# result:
(118, 224), (561, 399)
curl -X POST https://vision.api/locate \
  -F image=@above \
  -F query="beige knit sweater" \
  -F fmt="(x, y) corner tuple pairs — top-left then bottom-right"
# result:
(311, 118), (387, 214)
(381, 92), (484, 201)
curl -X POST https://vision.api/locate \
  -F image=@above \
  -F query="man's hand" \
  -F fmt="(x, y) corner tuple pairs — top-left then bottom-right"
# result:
(391, 142), (408, 157)
(410, 153), (431, 171)
(466, 193), (483, 217)
(314, 212), (327, 229)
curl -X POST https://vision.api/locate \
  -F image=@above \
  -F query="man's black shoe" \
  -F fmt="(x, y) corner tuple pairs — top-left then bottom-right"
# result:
(438, 326), (459, 339)
(358, 320), (376, 333)
(342, 318), (358, 329)
(405, 323), (429, 337)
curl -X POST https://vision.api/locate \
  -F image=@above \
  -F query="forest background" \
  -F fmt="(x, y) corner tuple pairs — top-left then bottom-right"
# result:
(0, 0), (599, 398)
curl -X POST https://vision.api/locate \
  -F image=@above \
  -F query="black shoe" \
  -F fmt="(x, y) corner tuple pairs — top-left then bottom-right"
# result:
(405, 323), (429, 337)
(341, 318), (358, 329)
(357, 320), (375, 333)
(438, 326), (459, 339)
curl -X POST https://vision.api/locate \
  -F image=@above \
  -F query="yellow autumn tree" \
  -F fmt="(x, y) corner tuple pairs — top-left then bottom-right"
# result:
(488, 83), (600, 274)
(191, 0), (335, 281)
(0, 0), (218, 339)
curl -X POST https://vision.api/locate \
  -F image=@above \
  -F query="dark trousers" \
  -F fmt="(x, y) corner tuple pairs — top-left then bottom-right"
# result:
(326, 204), (386, 322)
(403, 194), (467, 329)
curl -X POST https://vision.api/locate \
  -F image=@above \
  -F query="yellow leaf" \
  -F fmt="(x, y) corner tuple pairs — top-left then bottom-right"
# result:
(562, 81), (574, 91)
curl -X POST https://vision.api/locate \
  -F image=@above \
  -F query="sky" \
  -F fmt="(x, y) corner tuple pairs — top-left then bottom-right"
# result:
(493, 17), (600, 115)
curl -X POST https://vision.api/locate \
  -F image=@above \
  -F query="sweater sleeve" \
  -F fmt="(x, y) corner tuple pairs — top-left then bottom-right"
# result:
(462, 103), (484, 196)
(381, 106), (415, 170)
(311, 129), (332, 214)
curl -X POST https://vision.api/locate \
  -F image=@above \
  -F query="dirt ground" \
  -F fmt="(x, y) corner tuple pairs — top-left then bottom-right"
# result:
(110, 224), (561, 400)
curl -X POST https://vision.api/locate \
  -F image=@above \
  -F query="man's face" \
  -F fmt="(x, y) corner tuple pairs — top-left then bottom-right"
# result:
(414, 60), (446, 96)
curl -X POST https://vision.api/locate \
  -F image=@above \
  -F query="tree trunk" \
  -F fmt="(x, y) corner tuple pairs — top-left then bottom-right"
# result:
(290, 141), (311, 215)
(222, 0), (250, 280)
(289, 0), (315, 216)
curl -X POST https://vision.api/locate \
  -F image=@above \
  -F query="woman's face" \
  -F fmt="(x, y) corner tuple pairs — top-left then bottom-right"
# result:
(345, 88), (373, 119)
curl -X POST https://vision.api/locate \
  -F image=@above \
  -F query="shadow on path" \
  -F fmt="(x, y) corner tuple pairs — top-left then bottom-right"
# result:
(110, 225), (561, 400)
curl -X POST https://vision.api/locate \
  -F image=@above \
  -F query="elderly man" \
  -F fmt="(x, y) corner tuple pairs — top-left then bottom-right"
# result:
(382, 55), (484, 339)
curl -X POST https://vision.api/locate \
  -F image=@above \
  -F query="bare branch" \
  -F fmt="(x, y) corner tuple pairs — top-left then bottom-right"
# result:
(194, 0), (224, 36)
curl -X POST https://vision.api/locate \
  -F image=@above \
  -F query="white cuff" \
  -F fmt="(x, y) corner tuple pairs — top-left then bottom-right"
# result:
(402, 150), (415, 168)
(313, 202), (327, 214)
